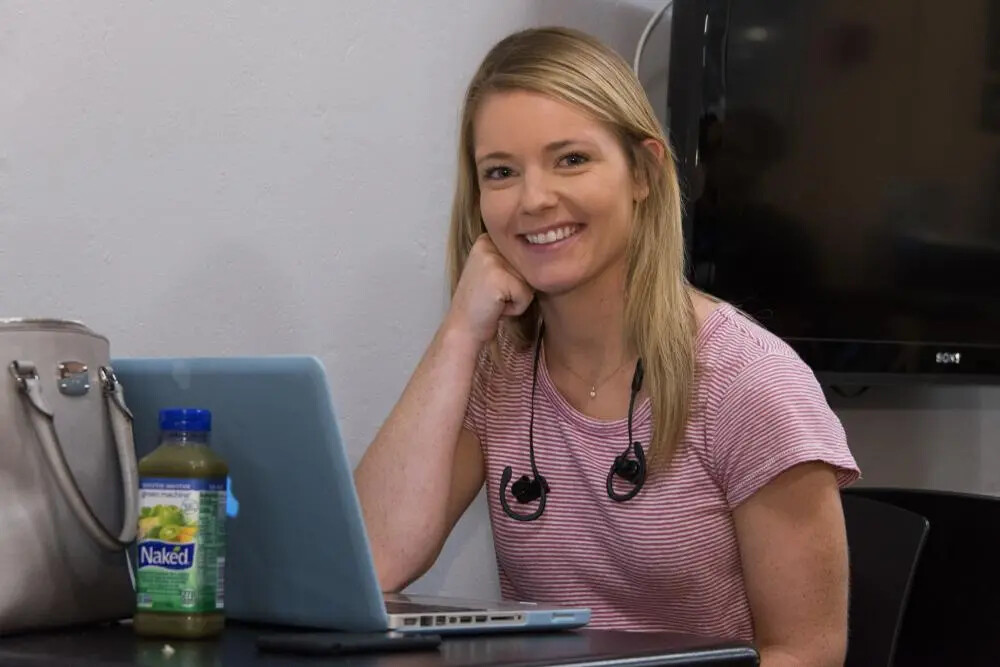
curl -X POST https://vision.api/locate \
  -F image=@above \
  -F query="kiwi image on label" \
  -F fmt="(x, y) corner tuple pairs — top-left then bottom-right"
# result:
(138, 504), (198, 543)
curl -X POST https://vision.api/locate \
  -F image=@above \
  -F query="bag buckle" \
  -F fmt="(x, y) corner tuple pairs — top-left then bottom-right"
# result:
(99, 366), (119, 394)
(8, 360), (38, 392)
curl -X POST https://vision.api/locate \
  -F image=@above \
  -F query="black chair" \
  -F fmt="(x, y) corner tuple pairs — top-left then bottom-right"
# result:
(846, 488), (1000, 666)
(842, 492), (929, 667)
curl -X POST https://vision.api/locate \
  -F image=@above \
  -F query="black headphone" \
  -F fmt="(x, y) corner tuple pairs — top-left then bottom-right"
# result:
(499, 324), (647, 522)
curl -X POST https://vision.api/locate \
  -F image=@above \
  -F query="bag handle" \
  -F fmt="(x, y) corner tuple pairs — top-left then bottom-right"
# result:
(9, 360), (139, 552)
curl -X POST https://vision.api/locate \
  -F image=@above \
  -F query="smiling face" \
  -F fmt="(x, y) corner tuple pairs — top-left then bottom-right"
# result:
(473, 90), (640, 296)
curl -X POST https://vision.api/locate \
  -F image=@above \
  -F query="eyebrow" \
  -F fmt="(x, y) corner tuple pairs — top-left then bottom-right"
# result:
(475, 139), (592, 165)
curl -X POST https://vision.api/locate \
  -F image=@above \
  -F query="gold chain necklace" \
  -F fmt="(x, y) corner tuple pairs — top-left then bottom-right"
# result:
(550, 353), (630, 399)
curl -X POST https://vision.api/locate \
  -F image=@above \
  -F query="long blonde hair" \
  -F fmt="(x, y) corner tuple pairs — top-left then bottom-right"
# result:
(447, 27), (696, 470)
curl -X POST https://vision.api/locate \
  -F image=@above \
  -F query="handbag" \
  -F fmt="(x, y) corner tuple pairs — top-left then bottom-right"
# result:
(0, 318), (139, 635)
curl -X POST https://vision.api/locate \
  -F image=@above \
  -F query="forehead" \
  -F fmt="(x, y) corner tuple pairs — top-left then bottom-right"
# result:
(473, 90), (614, 155)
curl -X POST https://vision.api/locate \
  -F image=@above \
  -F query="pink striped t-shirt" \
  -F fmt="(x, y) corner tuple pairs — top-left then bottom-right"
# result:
(463, 302), (860, 639)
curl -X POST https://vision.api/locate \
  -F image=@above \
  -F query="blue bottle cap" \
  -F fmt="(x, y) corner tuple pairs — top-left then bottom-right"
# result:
(159, 408), (212, 432)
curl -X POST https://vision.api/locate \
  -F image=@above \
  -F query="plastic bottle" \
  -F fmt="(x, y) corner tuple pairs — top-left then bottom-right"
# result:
(133, 408), (227, 639)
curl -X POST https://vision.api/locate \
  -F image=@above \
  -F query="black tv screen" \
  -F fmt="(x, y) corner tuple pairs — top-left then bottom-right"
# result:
(668, 0), (1000, 382)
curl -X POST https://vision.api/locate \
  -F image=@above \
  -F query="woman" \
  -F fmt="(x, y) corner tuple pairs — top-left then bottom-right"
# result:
(355, 26), (859, 666)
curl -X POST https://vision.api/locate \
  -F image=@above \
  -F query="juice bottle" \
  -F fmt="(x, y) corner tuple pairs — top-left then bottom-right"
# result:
(133, 408), (227, 639)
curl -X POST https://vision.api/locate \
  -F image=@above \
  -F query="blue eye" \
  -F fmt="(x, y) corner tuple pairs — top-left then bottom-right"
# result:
(559, 152), (590, 167)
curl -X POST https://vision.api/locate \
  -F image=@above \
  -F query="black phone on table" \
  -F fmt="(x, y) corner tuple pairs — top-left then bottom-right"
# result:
(256, 631), (442, 657)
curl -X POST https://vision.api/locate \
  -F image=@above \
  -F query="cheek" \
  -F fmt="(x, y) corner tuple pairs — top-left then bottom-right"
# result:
(479, 188), (518, 235)
(610, 173), (638, 229)
(580, 181), (634, 232)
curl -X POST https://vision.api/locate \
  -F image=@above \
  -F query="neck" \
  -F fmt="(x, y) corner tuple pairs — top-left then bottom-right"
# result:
(539, 264), (633, 379)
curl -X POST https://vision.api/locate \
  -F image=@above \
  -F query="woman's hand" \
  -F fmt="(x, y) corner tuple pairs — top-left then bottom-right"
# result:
(445, 234), (534, 345)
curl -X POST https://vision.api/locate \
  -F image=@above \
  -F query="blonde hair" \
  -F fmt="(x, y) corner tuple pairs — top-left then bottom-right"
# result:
(447, 27), (696, 470)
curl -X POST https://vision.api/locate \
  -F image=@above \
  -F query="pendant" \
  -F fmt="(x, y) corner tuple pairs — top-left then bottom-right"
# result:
(589, 387), (597, 399)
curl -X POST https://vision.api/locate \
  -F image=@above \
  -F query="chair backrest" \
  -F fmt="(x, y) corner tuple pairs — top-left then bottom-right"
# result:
(846, 488), (1000, 666)
(841, 492), (929, 667)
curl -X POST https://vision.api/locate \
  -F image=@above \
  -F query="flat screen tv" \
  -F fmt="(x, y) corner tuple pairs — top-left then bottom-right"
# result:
(667, 0), (1000, 383)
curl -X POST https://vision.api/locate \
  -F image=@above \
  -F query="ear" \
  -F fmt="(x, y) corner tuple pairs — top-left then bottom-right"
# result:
(633, 138), (666, 202)
(641, 137), (666, 163)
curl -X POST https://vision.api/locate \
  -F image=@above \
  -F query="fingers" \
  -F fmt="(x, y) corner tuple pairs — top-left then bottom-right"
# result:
(500, 278), (535, 317)
(478, 236), (529, 284)
(502, 297), (534, 318)
(472, 232), (534, 317)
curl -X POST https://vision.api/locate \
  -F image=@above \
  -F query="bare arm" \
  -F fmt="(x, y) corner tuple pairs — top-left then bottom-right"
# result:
(354, 235), (534, 592)
(733, 462), (849, 667)
(354, 325), (486, 592)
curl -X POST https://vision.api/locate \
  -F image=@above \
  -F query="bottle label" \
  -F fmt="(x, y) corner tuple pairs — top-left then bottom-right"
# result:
(136, 478), (226, 614)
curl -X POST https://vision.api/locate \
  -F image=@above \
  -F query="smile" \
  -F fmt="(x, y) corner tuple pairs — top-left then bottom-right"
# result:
(523, 224), (582, 246)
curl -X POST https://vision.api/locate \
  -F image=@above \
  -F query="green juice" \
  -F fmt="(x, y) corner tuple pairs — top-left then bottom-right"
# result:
(133, 408), (227, 640)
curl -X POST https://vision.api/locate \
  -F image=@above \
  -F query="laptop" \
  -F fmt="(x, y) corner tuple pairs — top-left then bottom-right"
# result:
(112, 355), (590, 634)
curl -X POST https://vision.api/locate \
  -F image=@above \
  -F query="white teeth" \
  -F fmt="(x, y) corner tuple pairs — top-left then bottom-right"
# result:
(525, 225), (579, 245)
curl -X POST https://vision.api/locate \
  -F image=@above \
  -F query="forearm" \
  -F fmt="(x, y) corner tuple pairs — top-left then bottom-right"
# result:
(354, 322), (482, 589)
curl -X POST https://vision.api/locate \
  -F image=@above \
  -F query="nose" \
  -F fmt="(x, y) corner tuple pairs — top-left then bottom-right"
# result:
(518, 167), (558, 216)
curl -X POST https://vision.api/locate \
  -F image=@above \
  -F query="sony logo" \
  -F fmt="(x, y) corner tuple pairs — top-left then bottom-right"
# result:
(935, 352), (961, 365)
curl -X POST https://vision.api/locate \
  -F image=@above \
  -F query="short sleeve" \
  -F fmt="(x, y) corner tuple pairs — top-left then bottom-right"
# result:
(709, 353), (860, 509)
(463, 346), (494, 442)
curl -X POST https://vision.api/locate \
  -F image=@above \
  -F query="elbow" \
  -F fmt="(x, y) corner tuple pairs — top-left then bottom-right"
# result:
(372, 554), (417, 593)
(370, 539), (444, 594)
(370, 545), (419, 593)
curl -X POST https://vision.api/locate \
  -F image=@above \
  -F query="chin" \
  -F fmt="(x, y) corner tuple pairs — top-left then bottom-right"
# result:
(526, 272), (586, 297)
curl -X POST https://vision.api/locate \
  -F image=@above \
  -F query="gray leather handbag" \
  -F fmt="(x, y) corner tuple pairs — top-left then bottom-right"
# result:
(0, 318), (138, 635)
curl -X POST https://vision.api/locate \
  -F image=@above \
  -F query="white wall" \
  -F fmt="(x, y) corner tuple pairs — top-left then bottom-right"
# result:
(832, 386), (1000, 496)
(0, 0), (672, 599)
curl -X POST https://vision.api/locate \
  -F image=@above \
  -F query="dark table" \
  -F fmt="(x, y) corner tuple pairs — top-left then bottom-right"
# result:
(0, 622), (759, 666)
